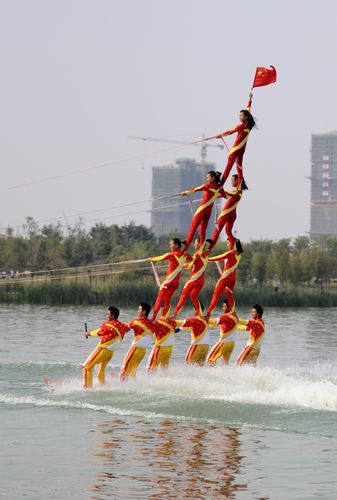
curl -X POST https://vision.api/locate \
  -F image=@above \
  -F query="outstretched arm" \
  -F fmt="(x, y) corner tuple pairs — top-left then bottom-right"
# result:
(181, 184), (207, 196)
(208, 250), (231, 262)
(149, 252), (171, 262)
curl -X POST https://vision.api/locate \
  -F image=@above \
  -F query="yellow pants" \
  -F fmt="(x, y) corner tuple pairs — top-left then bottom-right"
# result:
(185, 344), (209, 366)
(147, 345), (173, 372)
(119, 346), (147, 380)
(237, 346), (260, 366)
(83, 346), (113, 388)
(207, 341), (235, 366)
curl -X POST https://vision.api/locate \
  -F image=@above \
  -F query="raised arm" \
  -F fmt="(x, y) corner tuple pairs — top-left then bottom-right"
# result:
(246, 92), (253, 113)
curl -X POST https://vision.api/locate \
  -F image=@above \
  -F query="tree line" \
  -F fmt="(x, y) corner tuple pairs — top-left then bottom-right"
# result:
(1, 217), (337, 290)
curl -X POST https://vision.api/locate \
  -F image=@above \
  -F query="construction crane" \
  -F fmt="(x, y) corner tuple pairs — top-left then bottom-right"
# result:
(128, 134), (224, 169)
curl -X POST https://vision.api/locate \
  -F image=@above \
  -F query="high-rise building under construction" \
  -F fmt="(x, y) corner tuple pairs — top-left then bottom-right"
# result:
(151, 158), (215, 237)
(310, 132), (337, 239)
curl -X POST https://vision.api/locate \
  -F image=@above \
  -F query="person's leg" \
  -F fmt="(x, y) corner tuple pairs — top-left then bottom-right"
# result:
(189, 280), (204, 314)
(207, 279), (225, 316)
(97, 349), (114, 385)
(174, 282), (192, 316)
(210, 215), (226, 248)
(185, 344), (197, 364)
(237, 347), (260, 365)
(225, 275), (236, 312)
(185, 212), (203, 249)
(163, 283), (178, 317)
(83, 346), (104, 388)
(199, 209), (212, 246)
(152, 287), (165, 321)
(236, 149), (244, 182)
(207, 341), (224, 366)
(120, 346), (147, 380)
(147, 345), (160, 372)
(188, 344), (209, 365)
(221, 152), (237, 186)
(221, 341), (235, 363)
(156, 345), (173, 369)
(225, 214), (236, 248)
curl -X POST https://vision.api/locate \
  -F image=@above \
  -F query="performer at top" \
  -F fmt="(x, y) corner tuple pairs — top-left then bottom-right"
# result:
(119, 302), (156, 380)
(83, 306), (130, 388)
(236, 304), (265, 365)
(209, 174), (248, 249)
(216, 92), (255, 185)
(207, 238), (243, 317)
(148, 238), (192, 321)
(173, 238), (211, 317)
(181, 170), (226, 250)
(207, 299), (238, 366)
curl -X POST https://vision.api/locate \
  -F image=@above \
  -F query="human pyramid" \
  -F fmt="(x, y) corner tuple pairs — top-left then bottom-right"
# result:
(83, 67), (277, 388)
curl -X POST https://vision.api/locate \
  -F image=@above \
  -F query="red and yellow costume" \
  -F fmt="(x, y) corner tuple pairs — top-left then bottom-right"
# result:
(151, 250), (191, 321)
(207, 311), (238, 366)
(236, 317), (265, 365)
(83, 320), (130, 388)
(210, 186), (243, 248)
(119, 317), (155, 379)
(176, 316), (210, 365)
(207, 250), (241, 316)
(183, 183), (226, 249)
(147, 317), (178, 371)
(219, 96), (252, 185)
(174, 245), (209, 316)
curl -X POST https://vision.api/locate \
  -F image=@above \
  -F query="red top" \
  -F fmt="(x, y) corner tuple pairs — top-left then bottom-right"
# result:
(130, 317), (156, 339)
(218, 313), (238, 333)
(153, 317), (177, 345)
(219, 189), (242, 217)
(245, 319), (265, 340)
(221, 97), (252, 145)
(151, 250), (191, 287)
(179, 316), (209, 343)
(95, 320), (130, 343)
(184, 183), (226, 216)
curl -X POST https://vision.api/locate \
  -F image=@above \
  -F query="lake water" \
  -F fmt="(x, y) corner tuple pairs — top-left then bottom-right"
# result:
(1, 304), (337, 499)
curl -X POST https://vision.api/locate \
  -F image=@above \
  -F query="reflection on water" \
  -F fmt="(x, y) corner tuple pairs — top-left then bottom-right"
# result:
(88, 419), (257, 499)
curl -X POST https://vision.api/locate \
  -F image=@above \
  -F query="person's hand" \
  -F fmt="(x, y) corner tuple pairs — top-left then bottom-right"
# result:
(249, 91), (253, 99)
(84, 332), (89, 337)
(181, 191), (187, 196)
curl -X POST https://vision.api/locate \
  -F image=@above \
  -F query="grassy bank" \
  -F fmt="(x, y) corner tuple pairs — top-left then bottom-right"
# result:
(1, 277), (337, 307)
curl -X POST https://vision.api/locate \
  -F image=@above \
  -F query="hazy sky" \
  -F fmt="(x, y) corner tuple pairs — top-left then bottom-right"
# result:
(1, 0), (337, 241)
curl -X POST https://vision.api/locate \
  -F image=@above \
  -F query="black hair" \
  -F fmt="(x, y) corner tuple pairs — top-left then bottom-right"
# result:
(171, 238), (186, 249)
(223, 299), (229, 306)
(207, 170), (222, 185)
(139, 302), (151, 316)
(253, 303), (263, 317)
(232, 174), (248, 191)
(235, 238), (244, 254)
(240, 109), (256, 130)
(108, 306), (120, 319)
(199, 302), (205, 312)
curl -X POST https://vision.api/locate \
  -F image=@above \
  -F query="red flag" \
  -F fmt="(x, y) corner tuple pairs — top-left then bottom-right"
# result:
(252, 65), (277, 89)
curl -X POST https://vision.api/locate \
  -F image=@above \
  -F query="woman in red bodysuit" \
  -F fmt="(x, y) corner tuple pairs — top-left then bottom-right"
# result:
(181, 170), (225, 250)
(217, 92), (255, 186)
(207, 238), (243, 316)
(149, 238), (192, 321)
(210, 174), (248, 249)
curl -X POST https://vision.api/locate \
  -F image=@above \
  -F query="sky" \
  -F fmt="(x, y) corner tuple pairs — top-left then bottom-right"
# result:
(1, 0), (337, 241)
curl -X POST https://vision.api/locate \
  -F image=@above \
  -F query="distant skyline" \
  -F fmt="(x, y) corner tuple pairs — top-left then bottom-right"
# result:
(1, 0), (337, 241)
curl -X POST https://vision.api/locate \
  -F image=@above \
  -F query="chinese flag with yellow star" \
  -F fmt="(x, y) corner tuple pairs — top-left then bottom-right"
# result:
(252, 65), (277, 88)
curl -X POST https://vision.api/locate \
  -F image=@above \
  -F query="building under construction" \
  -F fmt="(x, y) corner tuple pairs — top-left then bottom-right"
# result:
(151, 158), (216, 237)
(310, 132), (337, 239)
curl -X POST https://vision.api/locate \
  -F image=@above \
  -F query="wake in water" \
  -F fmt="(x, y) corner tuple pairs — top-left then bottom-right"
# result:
(1, 363), (337, 413)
